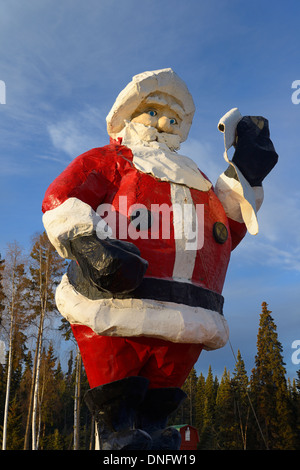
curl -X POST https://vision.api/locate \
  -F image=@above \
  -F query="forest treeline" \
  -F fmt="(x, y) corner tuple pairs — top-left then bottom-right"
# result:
(0, 232), (299, 450)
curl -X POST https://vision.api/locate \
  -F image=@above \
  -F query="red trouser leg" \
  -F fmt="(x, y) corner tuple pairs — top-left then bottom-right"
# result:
(71, 324), (203, 389)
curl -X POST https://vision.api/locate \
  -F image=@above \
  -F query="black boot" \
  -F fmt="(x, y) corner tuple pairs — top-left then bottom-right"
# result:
(136, 387), (187, 450)
(84, 376), (152, 450)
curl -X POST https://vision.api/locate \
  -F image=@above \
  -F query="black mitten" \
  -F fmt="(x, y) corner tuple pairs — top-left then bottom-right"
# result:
(232, 116), (278, 186)
(70, 234), (148, 294)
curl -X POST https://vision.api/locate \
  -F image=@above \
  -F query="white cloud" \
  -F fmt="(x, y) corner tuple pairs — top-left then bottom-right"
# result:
(239, 237), (300, 272)
(48, 120), (88, 157)
(47, 105), (107, 157)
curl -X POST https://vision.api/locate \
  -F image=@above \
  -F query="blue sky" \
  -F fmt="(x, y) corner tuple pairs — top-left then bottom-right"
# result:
(1, 0), (300, 380)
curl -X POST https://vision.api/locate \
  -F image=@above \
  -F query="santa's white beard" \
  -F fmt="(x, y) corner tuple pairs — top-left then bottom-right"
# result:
(114, 120), (212, 192)
(116, 121), (182, 152)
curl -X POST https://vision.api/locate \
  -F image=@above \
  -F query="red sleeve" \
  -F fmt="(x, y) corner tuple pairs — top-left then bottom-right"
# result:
(228, 217), (247, 251)
(42, 146), (121, 213)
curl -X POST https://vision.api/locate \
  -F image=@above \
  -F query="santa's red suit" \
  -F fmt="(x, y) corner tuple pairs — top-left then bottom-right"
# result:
(42, 68), (278, 451)
(42, 138), (254, 389)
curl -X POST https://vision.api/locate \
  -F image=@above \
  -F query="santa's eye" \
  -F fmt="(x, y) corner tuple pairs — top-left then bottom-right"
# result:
(147, 110), (157, 117)
(170, 118), (177, 125)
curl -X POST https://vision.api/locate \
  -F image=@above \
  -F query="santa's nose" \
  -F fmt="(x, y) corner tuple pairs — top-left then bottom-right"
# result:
(157, 116), (173, 133)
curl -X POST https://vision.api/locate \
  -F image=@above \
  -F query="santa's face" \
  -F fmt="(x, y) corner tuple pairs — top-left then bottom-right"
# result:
(131, 105), (181, 137)
(115, 93), (185, 151)
(131, 93), (182, 138)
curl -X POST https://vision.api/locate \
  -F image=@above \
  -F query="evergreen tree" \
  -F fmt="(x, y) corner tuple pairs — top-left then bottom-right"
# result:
(195, 372), (205, 435)
(181, 367), (198, 425)
(58, 350), (77, 449)
(215, 368), (238, 449)
(18, 351), (33, 434)
(250, 302), (296, 450)
(231, 350), (250, 449)
(198, 365), (217, 449)
(293, 370), (300, 448)
(2, 396), (23, 450)
(215, 367), (243, 450)
(37, 344), (62, 449)
(46, 428), (64, 450)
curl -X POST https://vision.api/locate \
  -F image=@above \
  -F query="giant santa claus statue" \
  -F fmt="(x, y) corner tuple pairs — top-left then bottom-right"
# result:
(42, 68), (278, 450)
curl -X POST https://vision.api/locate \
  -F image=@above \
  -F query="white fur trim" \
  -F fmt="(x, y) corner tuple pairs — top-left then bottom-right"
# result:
(132, 146), (211, 192)
(43, 198), (100, 258)
(171, 184), (200, 280)
(218, 108), (242, 150)
(217, 108), (262, 235)
(215, 173), (264, 232)
(106, 68), (195, 143)
(55, 274), (229, 350)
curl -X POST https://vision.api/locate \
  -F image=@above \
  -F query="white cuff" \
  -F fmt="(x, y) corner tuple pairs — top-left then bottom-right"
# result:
(43, 198), (99, 258)
(217, 107), (263, 236)
(218, 107), (242, 150)
(215, 172), (264, 235)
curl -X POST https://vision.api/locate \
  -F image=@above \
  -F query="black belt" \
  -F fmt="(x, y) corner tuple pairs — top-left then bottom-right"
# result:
(67, 261), (224, 315)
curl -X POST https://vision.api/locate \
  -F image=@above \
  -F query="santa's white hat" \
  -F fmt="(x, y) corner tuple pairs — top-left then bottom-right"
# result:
(106, 68), (195, 142)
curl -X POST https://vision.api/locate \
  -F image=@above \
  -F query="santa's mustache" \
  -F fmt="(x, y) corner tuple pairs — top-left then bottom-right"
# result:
(120, 121), (181, 152)
(154, 130), (181, 151)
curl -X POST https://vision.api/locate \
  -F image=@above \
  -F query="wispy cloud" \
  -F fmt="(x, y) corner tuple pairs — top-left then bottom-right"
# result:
(235, 236), (300, 273)
(35, 155), (69, 165)
(47, 105), (107, 158)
